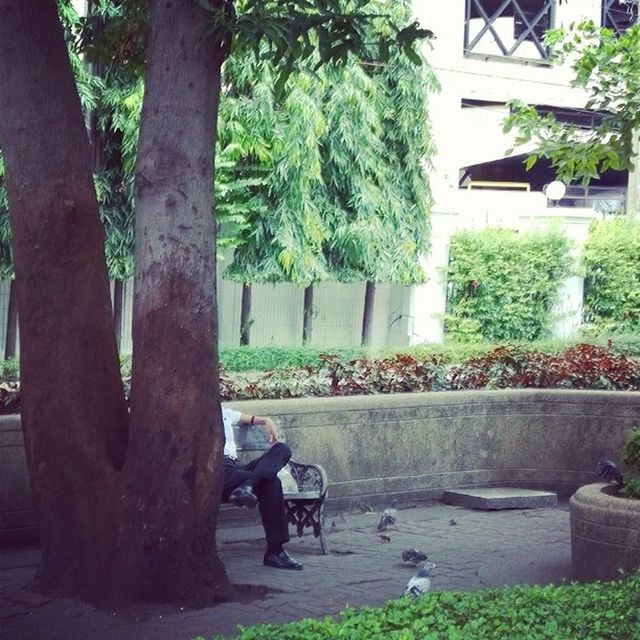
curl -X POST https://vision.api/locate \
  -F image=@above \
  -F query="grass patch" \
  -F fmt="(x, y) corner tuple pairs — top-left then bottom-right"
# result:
(202, 572), (640, 639)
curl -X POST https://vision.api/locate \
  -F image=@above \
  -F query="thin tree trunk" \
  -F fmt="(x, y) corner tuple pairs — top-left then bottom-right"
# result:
(124, 0), (231, 604)
(0, 0), (129, 599)
(240, 283), (252, 346)
(303, 284), (314, 344)
(112, 280), (124, 353)
(361, 281), (376, 347)
(4, 279), (18, 360)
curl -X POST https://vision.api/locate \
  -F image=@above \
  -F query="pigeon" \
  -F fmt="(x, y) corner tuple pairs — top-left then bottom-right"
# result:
(377, 501), (398, 531)
(401, 548), (428, 566)
(403, 562), (437, 598)
(377, 510), (397, 531)
(596, 457), (624, 485)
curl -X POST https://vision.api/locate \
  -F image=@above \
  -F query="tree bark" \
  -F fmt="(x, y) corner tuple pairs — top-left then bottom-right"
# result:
(123, 0), (231, 604)
(303, 284), (314, 344)
(240, 283), (252, 346)
(361, 281), (376, 347)
(4, 278), (18, 360)
(0, 0), (129, 598)
(0, 0), (233, 607)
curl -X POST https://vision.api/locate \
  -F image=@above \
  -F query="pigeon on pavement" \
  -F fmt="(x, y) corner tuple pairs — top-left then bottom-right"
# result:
(403, 562), (436, 597)
(377, 510), (397, 531)
(401, 548), (428, 566)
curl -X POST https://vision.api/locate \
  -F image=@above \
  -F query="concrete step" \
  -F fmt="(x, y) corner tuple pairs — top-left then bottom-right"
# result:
(442, 487), (558, 510)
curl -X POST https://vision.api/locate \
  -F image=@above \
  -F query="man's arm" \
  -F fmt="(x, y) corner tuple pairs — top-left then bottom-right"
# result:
(237, 413), (279, 444)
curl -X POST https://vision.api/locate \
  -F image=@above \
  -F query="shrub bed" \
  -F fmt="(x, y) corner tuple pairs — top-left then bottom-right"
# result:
(2, 343), (639, 412)
(202, 572), (640, 640)
(215, 344), (639, 401)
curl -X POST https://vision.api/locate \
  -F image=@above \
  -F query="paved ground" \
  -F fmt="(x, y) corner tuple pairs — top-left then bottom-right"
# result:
(1, 501), (572, 640)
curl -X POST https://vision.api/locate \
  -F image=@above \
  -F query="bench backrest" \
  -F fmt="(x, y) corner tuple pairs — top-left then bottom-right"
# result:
(232, 423), (285, 456)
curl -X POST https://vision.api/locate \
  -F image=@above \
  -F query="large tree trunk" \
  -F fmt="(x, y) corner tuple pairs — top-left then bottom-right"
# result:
(1, 0), (232, 607)
(361, 281), (376, 346)
(0, 0), (129, 598)
(240, 283), (252, 346)
(122, 0), (231, 604)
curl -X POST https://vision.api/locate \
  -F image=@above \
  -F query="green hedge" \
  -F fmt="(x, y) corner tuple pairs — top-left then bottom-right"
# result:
(203, 572), (640, 640)
(583, 217), (640, 334)
(217, 346), (366, 372)
(444, 228), (573, 342)
(43, 334), (640, 381)
(215, 336), (639, 372)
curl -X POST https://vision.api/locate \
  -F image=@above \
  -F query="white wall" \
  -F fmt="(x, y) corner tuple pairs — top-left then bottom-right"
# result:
(415, 0), (604, 197)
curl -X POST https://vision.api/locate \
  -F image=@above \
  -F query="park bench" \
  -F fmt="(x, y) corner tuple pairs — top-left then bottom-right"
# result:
(230, 422), (330, 554)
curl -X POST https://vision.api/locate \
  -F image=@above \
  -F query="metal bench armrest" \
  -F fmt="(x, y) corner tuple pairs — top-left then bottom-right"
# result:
(288, 460), (328, 497)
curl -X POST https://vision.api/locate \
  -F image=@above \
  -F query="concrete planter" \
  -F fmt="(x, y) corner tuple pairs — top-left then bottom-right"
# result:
(570, 483), (640, 581)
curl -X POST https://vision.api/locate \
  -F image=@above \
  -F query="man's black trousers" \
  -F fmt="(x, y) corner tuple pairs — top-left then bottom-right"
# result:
(222, 441), (291, 550)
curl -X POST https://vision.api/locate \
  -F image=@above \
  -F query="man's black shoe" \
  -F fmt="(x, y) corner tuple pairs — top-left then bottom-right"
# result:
(229, 484), (258, 509)
(263, 549), (303, 570)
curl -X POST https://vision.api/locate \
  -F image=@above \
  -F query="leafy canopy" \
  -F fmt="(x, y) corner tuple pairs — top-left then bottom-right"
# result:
(80, 0), (433, 92)
(504, 21), (640, 185)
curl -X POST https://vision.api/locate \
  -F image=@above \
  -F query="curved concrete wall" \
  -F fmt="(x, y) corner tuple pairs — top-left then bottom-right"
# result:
(2, 390), (639, 542)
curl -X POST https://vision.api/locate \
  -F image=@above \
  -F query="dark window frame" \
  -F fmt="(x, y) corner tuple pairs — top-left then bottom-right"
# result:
(601, 0), (638, 34)
(464, 0), (556, 62)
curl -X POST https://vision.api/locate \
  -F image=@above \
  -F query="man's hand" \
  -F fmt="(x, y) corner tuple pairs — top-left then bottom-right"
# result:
(262, 417), (279, 444)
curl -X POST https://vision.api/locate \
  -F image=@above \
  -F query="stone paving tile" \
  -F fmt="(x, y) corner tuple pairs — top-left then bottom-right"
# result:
(1, 502), (572, 640)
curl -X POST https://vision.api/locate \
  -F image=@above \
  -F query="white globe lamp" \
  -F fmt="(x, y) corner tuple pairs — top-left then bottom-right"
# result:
(544, 180), (566, 201)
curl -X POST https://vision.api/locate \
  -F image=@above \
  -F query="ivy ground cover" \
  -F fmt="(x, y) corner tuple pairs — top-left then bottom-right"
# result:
(200, 572), (640, 640)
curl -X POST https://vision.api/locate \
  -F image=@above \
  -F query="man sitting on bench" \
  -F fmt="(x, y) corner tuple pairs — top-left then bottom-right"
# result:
(221, 406), (303, 571)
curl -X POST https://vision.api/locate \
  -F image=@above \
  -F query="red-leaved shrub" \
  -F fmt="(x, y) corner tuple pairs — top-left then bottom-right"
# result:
(2, 344), (638, 413)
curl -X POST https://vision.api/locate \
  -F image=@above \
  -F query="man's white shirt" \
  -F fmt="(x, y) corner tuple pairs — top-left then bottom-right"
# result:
(222, 406), (241, 459)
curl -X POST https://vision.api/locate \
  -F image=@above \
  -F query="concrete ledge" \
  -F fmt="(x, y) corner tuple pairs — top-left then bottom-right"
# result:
(3, 389), (640, 542)
(570, 483), (640, 581)
(442, 488), (558, 510)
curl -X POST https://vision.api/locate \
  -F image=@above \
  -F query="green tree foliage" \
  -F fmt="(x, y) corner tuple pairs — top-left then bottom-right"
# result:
(3, 0), (434, 288)
(218, 54), (331, 283)
(223, 0), (437, 287)
(94, 66), (142, 280)
(582, 217), (640, 333)
(321, 14), (437, 285)
(0, 0), (139, 281)
(445, 228), (574, 342)
(503, 21), (640, 186)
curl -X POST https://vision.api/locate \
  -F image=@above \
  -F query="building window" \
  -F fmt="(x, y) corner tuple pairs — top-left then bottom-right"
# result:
(602, 0), (638, 34)
(464, 0), (555, 62)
